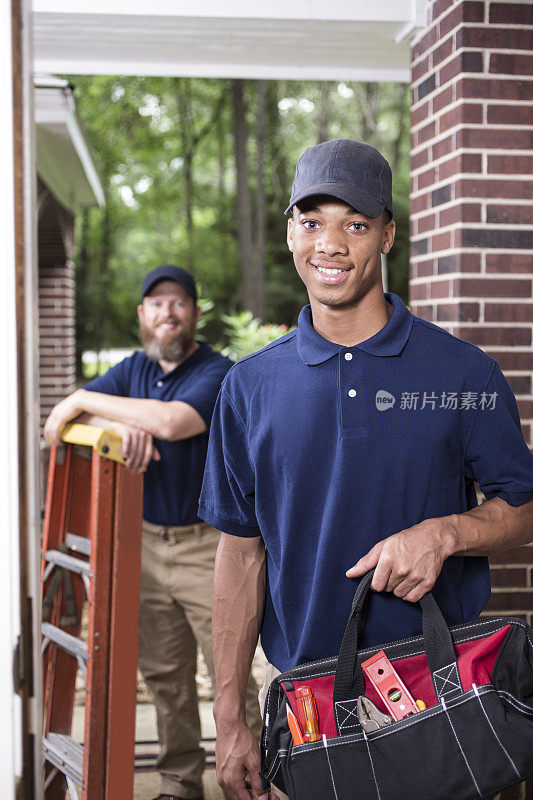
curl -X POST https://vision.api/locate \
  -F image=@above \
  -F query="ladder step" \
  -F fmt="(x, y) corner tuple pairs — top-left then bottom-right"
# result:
(65, 533), (91, 557)
(43, 733), (83, 785)
(45, 549), (92, 579)
(41, 622), (88, 662)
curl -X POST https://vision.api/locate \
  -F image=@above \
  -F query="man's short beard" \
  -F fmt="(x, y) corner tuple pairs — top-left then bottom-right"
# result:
(140, 322), (195, 364)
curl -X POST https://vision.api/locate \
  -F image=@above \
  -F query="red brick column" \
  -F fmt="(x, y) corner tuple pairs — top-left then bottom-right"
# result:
(410, 1), (533, 625)
(37, 181), (76, 431)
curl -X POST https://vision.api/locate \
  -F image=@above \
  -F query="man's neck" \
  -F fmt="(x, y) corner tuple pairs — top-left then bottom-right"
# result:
(310, 290), (393, 347)
(158, 340), (200, 374)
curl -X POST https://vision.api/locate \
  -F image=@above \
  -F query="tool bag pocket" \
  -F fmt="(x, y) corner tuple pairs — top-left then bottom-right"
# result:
(261, 570), (533, 800)
(282, 686), (533, 800)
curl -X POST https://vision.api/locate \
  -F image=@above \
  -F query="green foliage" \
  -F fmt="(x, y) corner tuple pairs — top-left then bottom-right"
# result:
(196, 293), (216, 335)
(68, 76), (411, 373)
(220, 312), (295, 362)
(80, 305), (294, 377)
(82, 359), (115, 379)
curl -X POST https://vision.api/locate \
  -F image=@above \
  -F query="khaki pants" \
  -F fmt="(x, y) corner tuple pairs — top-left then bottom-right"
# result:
(138, 521), (262, 799)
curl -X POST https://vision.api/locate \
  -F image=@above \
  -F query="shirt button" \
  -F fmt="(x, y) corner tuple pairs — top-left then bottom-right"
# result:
(156, 380), (163, 387)
(344, 352), (353, 361)
(348, 389), (357, 398)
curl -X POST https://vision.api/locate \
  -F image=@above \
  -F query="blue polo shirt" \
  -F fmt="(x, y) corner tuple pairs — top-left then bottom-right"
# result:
(85, 342), (232, 526)
(199, 293), (533, 671)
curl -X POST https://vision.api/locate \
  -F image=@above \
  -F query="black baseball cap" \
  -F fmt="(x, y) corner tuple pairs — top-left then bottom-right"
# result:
(141, 265), (197, 302)
(285, 139), (393, 219)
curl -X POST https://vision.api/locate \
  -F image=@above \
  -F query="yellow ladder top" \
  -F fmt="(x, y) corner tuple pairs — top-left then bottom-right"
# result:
(60, 423), (126, 466)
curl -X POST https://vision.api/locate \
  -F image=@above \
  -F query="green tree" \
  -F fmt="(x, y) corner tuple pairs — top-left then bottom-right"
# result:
(68, 76), (411, 371)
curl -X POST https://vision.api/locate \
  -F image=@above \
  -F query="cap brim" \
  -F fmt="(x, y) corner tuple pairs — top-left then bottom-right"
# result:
(142, 276), (165, 298)
(285, 182), (387, 218)
(142, 269), (196, 301)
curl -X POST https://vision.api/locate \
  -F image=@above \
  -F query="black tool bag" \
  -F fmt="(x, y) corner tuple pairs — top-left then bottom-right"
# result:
(260, 570), (533, 800)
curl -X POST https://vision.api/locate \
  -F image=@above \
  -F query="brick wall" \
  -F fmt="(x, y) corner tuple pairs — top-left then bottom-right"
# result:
(37, 179), (76, 431)
(410, 0), (533, 626)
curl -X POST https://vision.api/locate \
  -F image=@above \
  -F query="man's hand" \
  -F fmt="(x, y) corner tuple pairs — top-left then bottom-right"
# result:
(346, 517), (456, 603)
(215, 721), (277, 800)
(44, 391), (84, 444)
(44, 395), (161, 473)
(113, 422), (161, 472)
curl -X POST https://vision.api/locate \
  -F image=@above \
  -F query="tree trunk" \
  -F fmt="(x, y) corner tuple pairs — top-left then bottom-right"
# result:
(75, 209), (89, 379)
(97, 189), (111, 369)
(358, 82), (378, 141)
(391, 84), (409, 175)
(216, 106), (226, 200)
(232, 79), (259, 316)
(317, 82), (331, 143)
(254, 80), (267, 320)
(176, 78), (194, 269)
(268, 82), (290, 208)
(184, 155), (194, 266)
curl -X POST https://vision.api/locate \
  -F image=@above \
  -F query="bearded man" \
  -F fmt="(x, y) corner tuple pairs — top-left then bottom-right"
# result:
(44, 264), (261, 800)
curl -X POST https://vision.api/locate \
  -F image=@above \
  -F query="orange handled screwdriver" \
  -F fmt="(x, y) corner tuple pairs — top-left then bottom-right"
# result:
(287, 705), (304, 745)
(295, 686), (321, 742)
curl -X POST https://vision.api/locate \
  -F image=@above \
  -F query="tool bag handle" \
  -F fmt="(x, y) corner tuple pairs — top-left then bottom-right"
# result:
(332, 569), (459, 721)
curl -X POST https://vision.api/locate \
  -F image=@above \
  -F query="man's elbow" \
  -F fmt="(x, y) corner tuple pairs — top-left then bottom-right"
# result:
(159, 408), (206, 441)
(157, 416), (181, 441)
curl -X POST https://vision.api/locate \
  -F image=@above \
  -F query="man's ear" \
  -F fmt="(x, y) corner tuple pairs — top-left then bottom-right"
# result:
(195, 305), (202, 324)
(137, 303), (144, 323)
(381, 219), (396, 255)
(287, 217), (294, 253)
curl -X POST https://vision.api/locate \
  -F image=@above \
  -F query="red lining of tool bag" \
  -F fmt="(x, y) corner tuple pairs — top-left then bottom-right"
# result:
(281, 625), (510, 739)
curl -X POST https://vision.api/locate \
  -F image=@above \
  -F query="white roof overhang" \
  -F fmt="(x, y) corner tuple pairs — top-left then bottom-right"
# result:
(32, 0), (428, 82)
(34, 75), (105, 213)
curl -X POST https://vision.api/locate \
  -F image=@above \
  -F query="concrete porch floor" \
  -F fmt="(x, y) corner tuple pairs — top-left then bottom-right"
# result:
(132, 701), (223, 800)
(68, 649), (269, 799)
(72, 700), (224, 800)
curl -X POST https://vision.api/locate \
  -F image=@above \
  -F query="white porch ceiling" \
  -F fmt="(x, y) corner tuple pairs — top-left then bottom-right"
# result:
(32, 1), (426, 81)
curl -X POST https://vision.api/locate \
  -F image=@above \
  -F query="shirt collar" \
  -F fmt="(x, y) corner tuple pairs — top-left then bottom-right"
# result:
(296, 292), (413, 366)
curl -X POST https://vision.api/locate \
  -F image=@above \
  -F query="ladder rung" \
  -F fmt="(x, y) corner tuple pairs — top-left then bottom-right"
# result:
(65, 533), (91, 557)
(41, 622), (88, 662)
(43, 733), (83, 785)
(45, 550), (92, 579)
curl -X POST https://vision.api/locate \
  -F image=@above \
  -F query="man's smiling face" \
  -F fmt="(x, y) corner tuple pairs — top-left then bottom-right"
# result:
(137, 280), (201, 364)
(287, 196), (395, 310)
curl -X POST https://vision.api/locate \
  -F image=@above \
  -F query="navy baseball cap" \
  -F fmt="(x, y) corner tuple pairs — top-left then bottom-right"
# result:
(285, 139), (393, 219)
(141, 265), (197, 302)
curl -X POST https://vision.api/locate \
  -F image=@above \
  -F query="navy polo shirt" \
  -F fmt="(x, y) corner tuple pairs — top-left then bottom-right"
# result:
(199, 293), (533, 672)
(85, 342), (232, 526)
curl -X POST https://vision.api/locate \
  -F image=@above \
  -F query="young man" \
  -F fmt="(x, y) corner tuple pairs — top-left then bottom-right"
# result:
(198, 139), (533, 800)
(44, 265), (261, 800)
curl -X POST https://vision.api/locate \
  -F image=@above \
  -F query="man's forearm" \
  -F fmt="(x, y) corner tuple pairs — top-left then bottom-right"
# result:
(448, 496), (533, 557)
(67, 389), (205, 440)
(212, 533), (266, 727)
(75, 412), (122, 431)
(348, 496), (533, 602)
(76, 390), (168, 435)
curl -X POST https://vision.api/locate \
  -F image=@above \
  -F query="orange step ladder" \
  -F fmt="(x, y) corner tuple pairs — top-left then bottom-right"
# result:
(41, 424), (143, 800)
